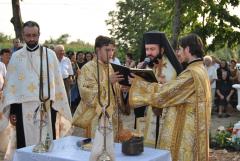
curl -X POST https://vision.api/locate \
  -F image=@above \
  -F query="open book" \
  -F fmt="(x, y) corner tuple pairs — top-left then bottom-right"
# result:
(111, 63), (157, 86)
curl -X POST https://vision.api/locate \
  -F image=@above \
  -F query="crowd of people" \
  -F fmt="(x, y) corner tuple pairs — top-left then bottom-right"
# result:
(203, 56), (239, 118)
(0, 20), (239, 161)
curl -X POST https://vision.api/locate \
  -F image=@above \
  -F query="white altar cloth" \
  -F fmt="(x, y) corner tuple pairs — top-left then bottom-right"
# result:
(13, 136), (172, 161)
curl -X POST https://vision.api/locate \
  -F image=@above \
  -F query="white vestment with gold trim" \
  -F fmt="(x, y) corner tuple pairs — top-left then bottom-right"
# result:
(0, 45), (72, 160)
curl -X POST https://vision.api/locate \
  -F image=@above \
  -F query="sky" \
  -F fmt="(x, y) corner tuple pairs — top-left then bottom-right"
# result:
(0, 1), (239, 45)
(0, 0), (117, 44)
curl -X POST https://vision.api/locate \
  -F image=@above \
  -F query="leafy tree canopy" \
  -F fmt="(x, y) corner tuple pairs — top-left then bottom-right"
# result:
(106, 0), (240, 61)
(44, 34), (93, 52)
(0, 33), (12, 43)
(0, 32), (13, 49)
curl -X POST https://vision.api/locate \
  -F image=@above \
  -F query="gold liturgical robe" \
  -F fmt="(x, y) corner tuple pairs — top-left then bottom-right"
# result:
(72, 58), (122, 138)
(142, 56), (177, 146)
(129, 60), (211, 161)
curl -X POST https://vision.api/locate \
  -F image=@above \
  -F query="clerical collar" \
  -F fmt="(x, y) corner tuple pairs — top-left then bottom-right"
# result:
(26, 44), (40, 52)
(188, 58), (203, 66)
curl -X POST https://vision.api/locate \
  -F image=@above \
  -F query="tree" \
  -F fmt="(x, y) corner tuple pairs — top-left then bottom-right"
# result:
(106, 0), (163, 60)
(67, 39), (93, 51)
(181, 0), (240, 51)
(11, 0), (23, 41)
(107, 0), (240, 59)
(0, 33), (12, 43)
(44, 34), (70, 45)
(172, 0), (181, 50)
(0, 33), (12, 49)
(106, 0), (184, 59)
(44, 34), (94, 52)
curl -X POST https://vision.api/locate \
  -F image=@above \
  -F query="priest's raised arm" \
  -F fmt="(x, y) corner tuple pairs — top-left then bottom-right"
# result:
(129, 70), (194, 109)
(129, 33), (211, 161)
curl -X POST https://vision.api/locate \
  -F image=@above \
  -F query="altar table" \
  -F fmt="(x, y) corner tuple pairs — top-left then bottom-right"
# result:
(13, 136), (172, 161)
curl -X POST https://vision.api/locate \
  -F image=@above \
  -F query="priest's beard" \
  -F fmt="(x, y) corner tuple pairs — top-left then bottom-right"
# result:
(147, 53), (163, 68)
(26, 41), (39, 50)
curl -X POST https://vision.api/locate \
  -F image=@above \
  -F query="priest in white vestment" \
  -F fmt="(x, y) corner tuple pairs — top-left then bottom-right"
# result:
(0, 21), (72, 161)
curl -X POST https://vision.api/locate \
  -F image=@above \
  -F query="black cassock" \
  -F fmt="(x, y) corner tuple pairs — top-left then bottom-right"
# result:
(10, 104), (57, 149)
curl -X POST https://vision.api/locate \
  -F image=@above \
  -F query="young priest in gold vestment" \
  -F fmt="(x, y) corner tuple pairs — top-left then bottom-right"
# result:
(72, 36), (127, 160)
(72, 36), (125, 138)
(129, 33), (211, 161)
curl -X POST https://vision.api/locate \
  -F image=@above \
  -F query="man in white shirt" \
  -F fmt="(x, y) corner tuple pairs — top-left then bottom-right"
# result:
(0, 61), (6, 116)
(204, 55), (218, 112)
(0, 61), (6, 93)
(0, 60), (9, 154)
(55, 45), (74, 104)
(110, 52), (121, 65)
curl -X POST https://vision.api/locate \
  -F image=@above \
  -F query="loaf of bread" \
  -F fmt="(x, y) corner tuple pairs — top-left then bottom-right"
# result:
(118, 129), (133, 142)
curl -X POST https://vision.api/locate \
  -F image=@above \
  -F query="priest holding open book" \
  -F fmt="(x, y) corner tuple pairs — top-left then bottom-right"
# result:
(129, 31), (183, 149)
(128, 32), (211, 161)
(111, 32), (183, 149)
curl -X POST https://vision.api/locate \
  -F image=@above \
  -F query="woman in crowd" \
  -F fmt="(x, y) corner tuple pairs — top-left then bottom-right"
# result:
(216, 70), (235, 118)
(125, 52), (136, 68)
(67, 50), (81, 114)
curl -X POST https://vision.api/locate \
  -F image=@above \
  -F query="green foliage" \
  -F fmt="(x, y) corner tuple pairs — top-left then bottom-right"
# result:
(106, 0), (240, 60)
(213, 130), (232, 148)
(235, 45), (240, 61)
(44, 34), (70, 44)
(0, 33), (12, 49)
(106, 0), (167, 60)
(44, 34), (94, 52)
(0, 32), (94, 52)
(210, 125), (240, 151)
(0, 33), (12, 43)
(0, 43), (12, 49)
(211, 47), (234, 60)
(208, 45), (240, 62)
(66, 39), (94, 52)
(173, 0), (240, 51)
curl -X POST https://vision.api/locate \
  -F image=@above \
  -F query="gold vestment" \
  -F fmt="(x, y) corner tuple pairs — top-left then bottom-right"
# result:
(140, 57), (177, 146)
(72, 58), (122, 138)
(129, 60), (211, 161)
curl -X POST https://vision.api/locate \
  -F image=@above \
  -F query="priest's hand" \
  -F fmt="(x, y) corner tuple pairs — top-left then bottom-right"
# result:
(76, 69), (81, 76)
(110, 72), (124, 84)
(137, 61), (145, 69)
(128, 73), (136, 85)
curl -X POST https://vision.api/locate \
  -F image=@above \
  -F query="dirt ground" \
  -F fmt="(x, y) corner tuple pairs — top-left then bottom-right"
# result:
(208, 107), (240, 161)
(210, 149), (240, 161)
(1, 108), (240, 161)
